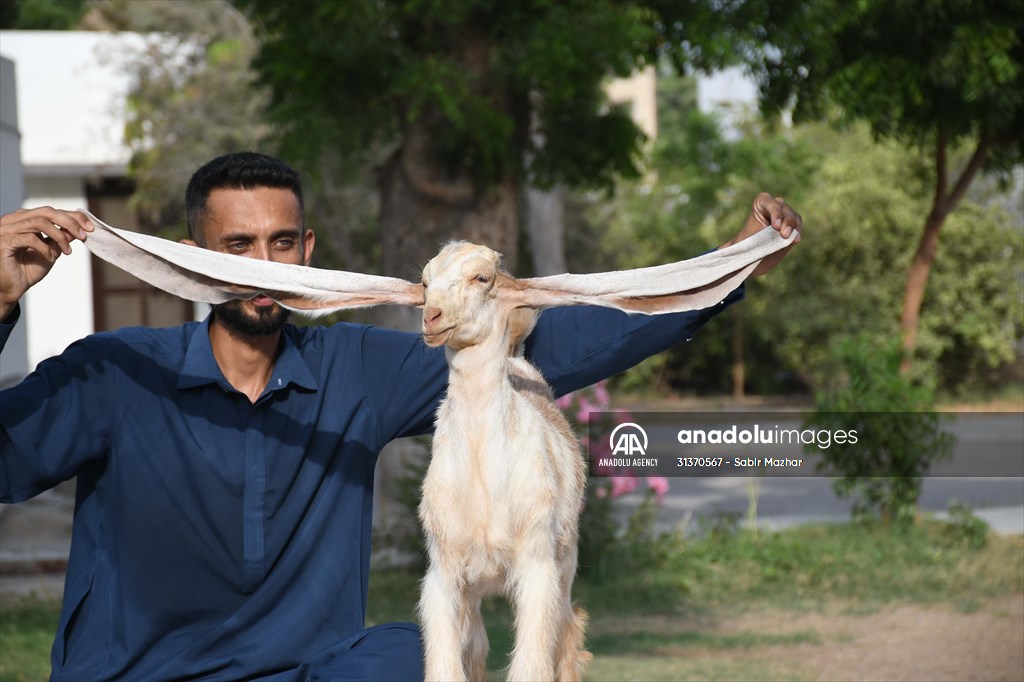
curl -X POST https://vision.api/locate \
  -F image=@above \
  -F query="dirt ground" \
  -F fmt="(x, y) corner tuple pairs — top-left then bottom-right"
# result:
(723, 594), (1024, 682)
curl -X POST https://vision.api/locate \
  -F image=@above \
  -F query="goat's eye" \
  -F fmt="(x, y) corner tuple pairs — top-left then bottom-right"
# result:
(474, 275), (490, 284)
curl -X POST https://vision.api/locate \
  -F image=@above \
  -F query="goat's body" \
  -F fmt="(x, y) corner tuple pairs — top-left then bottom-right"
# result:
(419, 345), (590, 681)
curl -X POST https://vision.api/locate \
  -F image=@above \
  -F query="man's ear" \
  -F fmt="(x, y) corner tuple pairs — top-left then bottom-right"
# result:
(302, 229), (315, 266)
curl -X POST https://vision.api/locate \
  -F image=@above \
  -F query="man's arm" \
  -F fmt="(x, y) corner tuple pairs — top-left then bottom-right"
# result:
(362, 286), (742, 443)
(0, 312), (116, 501)
(361, 193), (802, 442)
(0, 208), (109, 503)
(526, 286), (744, 397)
(528, 192), (802, 396)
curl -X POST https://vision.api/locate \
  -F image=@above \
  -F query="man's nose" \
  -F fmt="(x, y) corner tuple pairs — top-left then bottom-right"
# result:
(248, 243), (273, 261)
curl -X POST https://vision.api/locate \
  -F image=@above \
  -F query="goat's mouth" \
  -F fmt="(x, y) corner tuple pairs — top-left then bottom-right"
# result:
(422, 326), (455, 347)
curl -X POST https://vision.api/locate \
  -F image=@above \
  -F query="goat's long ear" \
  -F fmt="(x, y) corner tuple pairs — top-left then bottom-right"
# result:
(82, 211), (424, 315)
(510, 227), (797, 314)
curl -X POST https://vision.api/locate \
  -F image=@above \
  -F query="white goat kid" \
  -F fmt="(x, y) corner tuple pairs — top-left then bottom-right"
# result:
(418, 242), (590, 682)
(78, 211), (798, 682)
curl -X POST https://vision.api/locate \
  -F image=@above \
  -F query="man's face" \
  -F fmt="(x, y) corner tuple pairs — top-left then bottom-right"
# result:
(185, 187), (314, 336)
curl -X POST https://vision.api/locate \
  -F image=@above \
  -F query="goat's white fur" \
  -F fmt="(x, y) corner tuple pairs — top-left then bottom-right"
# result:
(79, 211), (797, 681)
(416, 241), (592, 681)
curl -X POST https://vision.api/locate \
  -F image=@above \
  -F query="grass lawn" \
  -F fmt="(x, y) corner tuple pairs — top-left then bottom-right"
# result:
(2, 519), (1021, 681)
(0, 596), (60, 682)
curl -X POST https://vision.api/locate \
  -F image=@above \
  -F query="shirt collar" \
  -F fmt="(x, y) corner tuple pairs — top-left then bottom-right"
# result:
(177, 315), (318, 394)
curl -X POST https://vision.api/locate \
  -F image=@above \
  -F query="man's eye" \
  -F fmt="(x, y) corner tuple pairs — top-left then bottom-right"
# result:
(276, 239), (295, 249)
(228, 243), (247, 252)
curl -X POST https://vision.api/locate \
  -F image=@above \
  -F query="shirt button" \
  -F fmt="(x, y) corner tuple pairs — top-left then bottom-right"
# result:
(277, 379), (283, 386)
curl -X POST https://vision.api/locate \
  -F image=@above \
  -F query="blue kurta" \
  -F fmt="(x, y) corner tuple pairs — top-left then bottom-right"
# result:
(0, 291), (740, 681)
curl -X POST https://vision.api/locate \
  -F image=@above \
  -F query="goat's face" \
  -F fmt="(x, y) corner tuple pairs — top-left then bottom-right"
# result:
(421, 242), (512, 350)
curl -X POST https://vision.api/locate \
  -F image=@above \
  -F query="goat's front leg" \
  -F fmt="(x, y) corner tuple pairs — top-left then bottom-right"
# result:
(420, 564), (468, 682)
(507, 556), (560, 682)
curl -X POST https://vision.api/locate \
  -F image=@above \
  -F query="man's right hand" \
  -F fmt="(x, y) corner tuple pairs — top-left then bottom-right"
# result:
(0, 207), (93, 322)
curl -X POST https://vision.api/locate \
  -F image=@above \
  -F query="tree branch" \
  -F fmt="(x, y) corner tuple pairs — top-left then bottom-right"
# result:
(400, 126), (475, 206)
(933, 125), (947, 216)
(945, 136), (991, 213)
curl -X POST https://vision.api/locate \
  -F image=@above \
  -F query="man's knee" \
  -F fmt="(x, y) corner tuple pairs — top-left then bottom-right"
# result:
(308, 622), (424, 682)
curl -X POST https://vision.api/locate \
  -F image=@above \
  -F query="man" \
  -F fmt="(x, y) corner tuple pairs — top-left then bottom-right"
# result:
(0, 152), (801, 681)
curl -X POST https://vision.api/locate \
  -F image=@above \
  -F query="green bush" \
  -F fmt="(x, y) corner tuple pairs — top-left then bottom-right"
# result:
(942, 501), (990, 550)
(805, 335), (955, 526)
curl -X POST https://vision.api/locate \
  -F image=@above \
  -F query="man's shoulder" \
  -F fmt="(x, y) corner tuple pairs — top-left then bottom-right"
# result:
(81, 321), (202, 358)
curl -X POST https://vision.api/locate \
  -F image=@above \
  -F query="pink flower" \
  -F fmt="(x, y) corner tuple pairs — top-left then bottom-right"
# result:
(646, 476), (670, 502)
(592, 381), (611, 409)
(595, 486), (608, 499)
(555, 393), (574, 410)
(588, 436), (610, 460)
(590, 454), (613, 475)
(576, 398), (595, 424)
(609, 474), (638, 499)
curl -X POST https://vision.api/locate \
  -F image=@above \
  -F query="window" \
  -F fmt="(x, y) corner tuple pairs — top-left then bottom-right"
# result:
(87, 179), (193, 331)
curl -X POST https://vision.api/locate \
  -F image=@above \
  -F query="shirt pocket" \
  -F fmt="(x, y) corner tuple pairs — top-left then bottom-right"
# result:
(54, 571), (95, 671)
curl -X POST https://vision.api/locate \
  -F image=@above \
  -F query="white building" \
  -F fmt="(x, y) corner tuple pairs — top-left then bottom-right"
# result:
(0, 31), (197, 387)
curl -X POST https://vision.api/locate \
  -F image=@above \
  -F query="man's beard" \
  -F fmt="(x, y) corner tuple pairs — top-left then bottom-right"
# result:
(212, 299), (290, 336)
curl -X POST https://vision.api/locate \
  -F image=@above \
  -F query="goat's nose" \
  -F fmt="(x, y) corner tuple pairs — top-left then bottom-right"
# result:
(424, 306), (443, 324)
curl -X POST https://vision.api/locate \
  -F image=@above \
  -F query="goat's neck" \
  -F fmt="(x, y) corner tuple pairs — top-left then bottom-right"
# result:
(444, 332), (513, 402)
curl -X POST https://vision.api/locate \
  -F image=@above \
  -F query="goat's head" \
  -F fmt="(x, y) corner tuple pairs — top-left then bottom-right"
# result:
(420, 241), (535, 351)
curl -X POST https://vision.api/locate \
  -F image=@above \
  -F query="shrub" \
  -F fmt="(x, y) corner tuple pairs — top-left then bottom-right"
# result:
(805, 335), (955, 526)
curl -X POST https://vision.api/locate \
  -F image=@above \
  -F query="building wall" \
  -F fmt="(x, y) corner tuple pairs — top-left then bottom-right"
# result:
(0, 56), (28, 386)
(20, 175), (95, 367)
(606, 65), (658, 139)
(0, 31), (194, 372)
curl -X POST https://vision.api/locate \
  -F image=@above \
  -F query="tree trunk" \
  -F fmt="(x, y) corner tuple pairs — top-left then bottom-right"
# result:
(525, 186), (567, 276)
(899, 210), (945, 367)
(732, 306), (745, 400)
(898, 134), (989, 373)
(375, 124), (520, 332)
(372, 124), (521, 552)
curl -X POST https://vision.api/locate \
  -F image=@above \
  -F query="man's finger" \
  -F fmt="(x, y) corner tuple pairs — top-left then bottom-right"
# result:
(8, 216), (76, 255)
(1, 207), (92, 240)
(8, 231), (63, 263)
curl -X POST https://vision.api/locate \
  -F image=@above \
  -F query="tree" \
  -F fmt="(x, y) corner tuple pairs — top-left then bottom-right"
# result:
(576, 72), (819, 396)
(752, 0), (1024, 369)
(71, 0), (271, 238)
(749, 122), (1023, 394)
(0, 0), (87, 29)
(236, 0), (782, 329)
(587, 85), (1022, 397)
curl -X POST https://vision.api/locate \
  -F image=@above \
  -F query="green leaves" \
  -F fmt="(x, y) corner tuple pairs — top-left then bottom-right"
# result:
(806, 335), (956, 526)
(756, 0), (1024, 154)
(238, 0), (771, 192)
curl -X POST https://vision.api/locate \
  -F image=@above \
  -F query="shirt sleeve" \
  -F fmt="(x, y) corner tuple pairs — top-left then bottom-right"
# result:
(524, 284), (744, 397)
(0, 302), (22, 350)
(0, 312), (115, 503)
(361, 325), (449, 444)
(363, 284), (743, 443)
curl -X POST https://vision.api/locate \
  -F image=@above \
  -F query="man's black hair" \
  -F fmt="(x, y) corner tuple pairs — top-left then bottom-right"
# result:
(185, 152), (305, 243)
